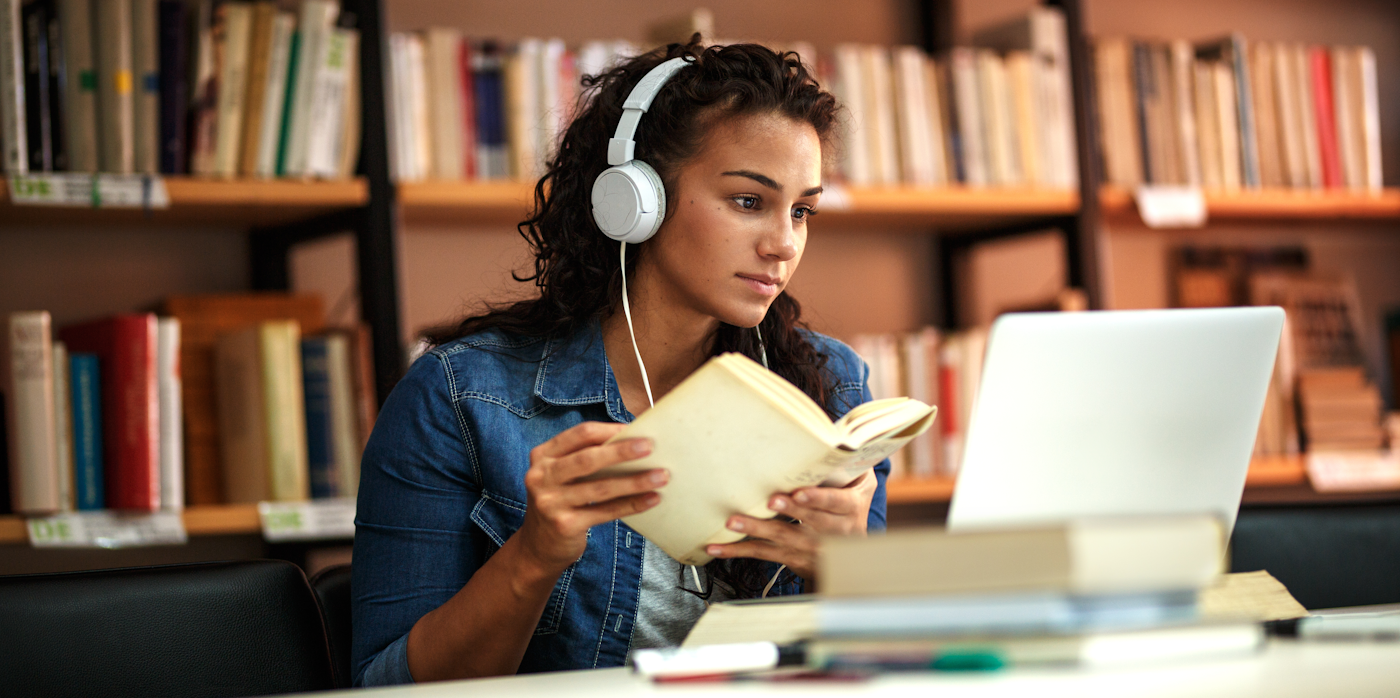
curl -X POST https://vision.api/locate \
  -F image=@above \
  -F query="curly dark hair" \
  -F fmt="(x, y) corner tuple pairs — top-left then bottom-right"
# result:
(425, 38), (842, 598)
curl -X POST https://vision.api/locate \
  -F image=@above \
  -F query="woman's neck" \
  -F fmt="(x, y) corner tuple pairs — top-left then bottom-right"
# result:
(601, 286), (718, 417)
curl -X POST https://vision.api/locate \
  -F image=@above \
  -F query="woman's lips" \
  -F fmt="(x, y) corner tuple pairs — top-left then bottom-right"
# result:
(738, 274), (780, 296)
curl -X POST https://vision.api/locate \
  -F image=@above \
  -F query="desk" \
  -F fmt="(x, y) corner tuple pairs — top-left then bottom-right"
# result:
(321, 640), (1399, 698)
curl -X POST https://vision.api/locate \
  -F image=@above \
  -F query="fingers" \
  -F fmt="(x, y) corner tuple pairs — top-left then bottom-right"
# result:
(549, 436), (653, 483)
(577, 491), (662, 529)
(723, 515), (814, 553)
(559, 468), (669, 507)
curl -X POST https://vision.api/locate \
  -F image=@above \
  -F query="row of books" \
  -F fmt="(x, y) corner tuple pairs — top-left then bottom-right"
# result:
(2, 296), (376, 515)
(848, 327), (987, 480)
(384, 6), (1079, 190)
(0, 0), (360, 179)
(1096, 35), (1383, 193)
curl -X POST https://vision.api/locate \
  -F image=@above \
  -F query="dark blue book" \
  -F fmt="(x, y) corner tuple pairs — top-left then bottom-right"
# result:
(473, 41), (507, 179)
(302, 337), (336, 499)
(21, 0), (54, 172)
(1132, 41), (1155, 185)
(41, 0), (67, 171)
(70, 353), (104, 511)
(158, 0), (189, 174)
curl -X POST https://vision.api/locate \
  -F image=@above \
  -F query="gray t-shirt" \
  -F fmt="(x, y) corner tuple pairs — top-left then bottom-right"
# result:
(629, 539), (732, 651)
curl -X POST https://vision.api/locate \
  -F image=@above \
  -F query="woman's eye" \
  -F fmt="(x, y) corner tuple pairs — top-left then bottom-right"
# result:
(792, 206), (818, 221)
(734, 196), (760, 210)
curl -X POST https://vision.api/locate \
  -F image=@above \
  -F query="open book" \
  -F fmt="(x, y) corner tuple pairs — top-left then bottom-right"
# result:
(598, 352), (937, 565)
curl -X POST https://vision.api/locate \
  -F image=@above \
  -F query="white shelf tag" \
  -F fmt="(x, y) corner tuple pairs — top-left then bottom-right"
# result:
(8, 173), (171, 209)
(1306, 451), (1400, 493)
(27, 510), (188, 549)
(258, 498), (356, 542)
(1134, 186), (1207, 228)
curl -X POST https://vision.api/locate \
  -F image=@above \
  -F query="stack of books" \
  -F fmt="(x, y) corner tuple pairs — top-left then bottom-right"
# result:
(0, 0), (361, 179)
(1296, 367), (1385, 452)
(1095, 34), (1383, 192)
(1, 294), (376, 516)
(384, 6), (1080, 191)
(678, 516), (1265, 673)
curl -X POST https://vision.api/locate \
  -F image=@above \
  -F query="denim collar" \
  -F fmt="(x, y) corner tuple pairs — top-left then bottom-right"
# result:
(533, 317), (634, 423)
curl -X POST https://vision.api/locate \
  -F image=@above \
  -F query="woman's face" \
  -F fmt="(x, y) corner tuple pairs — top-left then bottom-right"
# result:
(639, 111), (823, 330)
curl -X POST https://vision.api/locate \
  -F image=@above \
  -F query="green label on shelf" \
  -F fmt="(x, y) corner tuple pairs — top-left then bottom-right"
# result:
(258, 498), (356, 542)
(8, 173), (171, 209)
(26, 511), (188, 549)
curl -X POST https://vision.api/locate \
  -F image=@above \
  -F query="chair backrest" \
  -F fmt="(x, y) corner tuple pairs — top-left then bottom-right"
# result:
(0, 559), (335, 698)
(1232, 504), (1400, 609)
(309, 563), (353, 689)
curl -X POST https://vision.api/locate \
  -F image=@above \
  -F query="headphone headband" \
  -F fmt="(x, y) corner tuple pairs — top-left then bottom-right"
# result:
(606, 56), (692, 166)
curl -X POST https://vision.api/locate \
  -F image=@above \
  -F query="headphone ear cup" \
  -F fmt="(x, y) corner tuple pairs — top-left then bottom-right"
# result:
(591, 161), (667, 244)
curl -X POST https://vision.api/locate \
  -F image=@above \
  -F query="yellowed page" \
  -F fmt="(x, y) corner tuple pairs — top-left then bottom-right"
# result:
(1200, 570), (1308, 622)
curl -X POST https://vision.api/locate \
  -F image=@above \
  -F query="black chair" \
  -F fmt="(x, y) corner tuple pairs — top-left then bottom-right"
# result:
(1232, 504), (1400, 610)
(309, 564), (354, 689)
(0, 559), (335, 698)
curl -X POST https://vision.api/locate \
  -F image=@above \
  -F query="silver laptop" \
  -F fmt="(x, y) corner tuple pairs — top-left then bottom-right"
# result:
(947, 307), (1285, 535)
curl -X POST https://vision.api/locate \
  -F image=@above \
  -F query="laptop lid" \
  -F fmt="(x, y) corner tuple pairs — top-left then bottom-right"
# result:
(947, 307), (1285, 535)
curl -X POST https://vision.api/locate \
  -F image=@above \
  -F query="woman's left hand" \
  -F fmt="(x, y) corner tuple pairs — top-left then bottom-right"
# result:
(704, 470), (878, 583)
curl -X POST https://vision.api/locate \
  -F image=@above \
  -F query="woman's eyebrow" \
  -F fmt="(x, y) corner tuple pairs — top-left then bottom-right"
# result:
(722, 170), (823, 197)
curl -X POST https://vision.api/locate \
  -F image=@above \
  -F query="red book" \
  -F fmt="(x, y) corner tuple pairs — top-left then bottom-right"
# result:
(1310, 47), (1343, 189)
(458, 39), (478, 180)
(60, 314), (161, 511)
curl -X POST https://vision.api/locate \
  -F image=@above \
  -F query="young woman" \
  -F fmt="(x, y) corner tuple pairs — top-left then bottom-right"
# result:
(352, 40), (890, 685)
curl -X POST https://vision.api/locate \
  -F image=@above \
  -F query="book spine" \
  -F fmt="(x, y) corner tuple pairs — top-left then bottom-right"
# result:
(95, 0), (134, 174)
(274, 28), (300, 176)
(1309, 47), (1342, 189)
(1131, 42), (1155, 185)
(157, 317), (182, 510)
(156, 0), (187, 173)
(335, 27), (359, 178)
(950, 48), (984, 187)
(426, 27), (463, 180)
(457, 37), (476, 180)
(51, 340), (74, 510)
(238, 1), (275, 177)
(304, 26), (352, 178)
(6, 312), (59, 513)
(254, 12), (292, 177)
(131, 0), (158, 174)
(0, 0), (27, 174)
(22, 1), (52, 172)
(1357, 47), (1382, 193)
(1230, 36), (1261, 189)
(69, 352), (103, 510)
(283, 0), (337, 177)
(57, 0), (94, 172)
(326, 333), (359, 497)
(41, 0), (65, 171)
(301, 336), (336, 498)
(212, 2), (251, 178)
(261, 322), (308, 501)
(216, 327), (270, 503)
(472, 44), (506, 179)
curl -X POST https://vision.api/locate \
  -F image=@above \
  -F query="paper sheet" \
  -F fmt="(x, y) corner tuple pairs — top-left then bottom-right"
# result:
(1200, 571), (1308, 622)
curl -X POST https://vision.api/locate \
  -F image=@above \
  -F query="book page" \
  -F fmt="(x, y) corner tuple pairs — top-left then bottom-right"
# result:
(681, 597), (819, 648)
(1199, 570), (1308, 622)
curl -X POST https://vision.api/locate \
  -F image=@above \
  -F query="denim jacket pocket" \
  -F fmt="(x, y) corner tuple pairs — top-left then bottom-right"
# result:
(469, 491), (576, 636)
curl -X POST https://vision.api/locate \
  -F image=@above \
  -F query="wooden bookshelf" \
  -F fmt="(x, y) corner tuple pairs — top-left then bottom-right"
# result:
(1100, 185), (1400, 222)
(397, 180), (1080, 229)
(0, 504), (265, 546)
(0, 177), (369, 228)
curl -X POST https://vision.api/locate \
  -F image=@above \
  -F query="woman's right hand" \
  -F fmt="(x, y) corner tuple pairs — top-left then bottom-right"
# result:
(517, 422), (667, 575)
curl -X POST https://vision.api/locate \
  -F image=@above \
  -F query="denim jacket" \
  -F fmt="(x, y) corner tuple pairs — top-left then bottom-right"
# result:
(351, 319), (889, 685)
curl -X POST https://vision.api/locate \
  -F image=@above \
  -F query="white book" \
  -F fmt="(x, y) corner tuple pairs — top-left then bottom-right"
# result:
(1214, 63), (1242, 191)
(305, 27), (355, 178)
(336, 28), (360, 179)
(131, 0), (159, 174)
(950, 48), (987, 187)
(832, 44), (868, 185)
(253, 12), (295, 178)
(212, 3), (253, 177)
(0, 0), (25, 174)
(283, 0), (338, 177)
(900, 328), (939, 479)
(51, 341), (74, 511)
(1357, 46), (1382, 193)
(1170, 41), (1202, 187)
(5, 312), (59, 513)
(892, 47), (933, 186)
(157, 318), (183, 511)
(1005, 52), (1042, 187)
(425, 27), (465, 180)
(1331, 48), (1362, 191)
(1272, 43), (1306, 189)
(506, 38), (540, 180)
(405, 33), (433, 181)
(979, 50), (1020, 187)
(1194, 60), (1223, 191)
(325, 333), (359, 497)
(1292, 44), (1322, 190)
(387, 33), (413, 181)
(863, 46), (899, 186)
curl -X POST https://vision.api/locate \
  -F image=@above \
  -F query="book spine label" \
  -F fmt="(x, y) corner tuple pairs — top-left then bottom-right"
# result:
(70, 353), (104, 510)
(7, 312), (59, 513)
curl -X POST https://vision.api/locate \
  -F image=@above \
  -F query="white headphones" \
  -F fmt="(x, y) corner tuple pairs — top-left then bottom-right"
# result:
(590, 56), (692, 244)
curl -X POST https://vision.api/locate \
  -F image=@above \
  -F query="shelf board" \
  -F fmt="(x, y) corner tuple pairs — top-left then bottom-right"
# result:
(0, 176), (368, 227)
(1101, 185), (1400, 222)
(397, 180), (1080, 229)
(0, 503), (264, 545)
